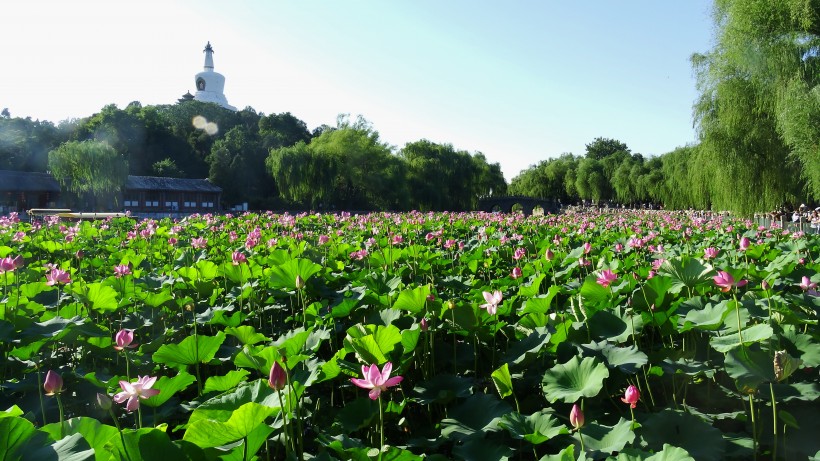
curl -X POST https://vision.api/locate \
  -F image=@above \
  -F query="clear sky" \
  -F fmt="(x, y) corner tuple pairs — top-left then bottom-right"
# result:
(0, 0), (715, 181)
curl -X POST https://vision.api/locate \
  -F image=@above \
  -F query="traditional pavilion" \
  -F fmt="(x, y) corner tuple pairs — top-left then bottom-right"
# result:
(192, 42), (236, 111)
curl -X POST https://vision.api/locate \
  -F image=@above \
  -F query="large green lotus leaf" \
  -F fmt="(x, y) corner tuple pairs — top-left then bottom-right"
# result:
(641, 410), (725, 461)
(518, 274), (547, 298)
(631, 276), (674, 312)
(0, 415), (48, 461)
(491, 363), (514, 399)
(41, 417), (118, 459)
(393, 285), (431, 314)
(21, 433), (95, 461)
(501, 327), (551, 366)
(770, 382), (820, 402)
(410, 374), (473, 404)
(189, 379), (279, 425)
(580, 341), (648, 374)
(225, 325), (269, 346)
(20, 315), (86, 339)
(106, 427), (186, 461)
(83, 283), (118, 313)
(194, 260), (219, 280)
(683, 300), (730, 331)
(781, 325), (820, 368)
(451, 302), (479, 333)
(269, 258), (322, 289)
(203, 370), (251, 394)
(141, 371), (196, 407)
(452, 436), (514, 461)
(519, 286), (561, 315)
(724, 347), (774, 394)
(588, 310), (628, 342)
(580, 276), (610, 307)
(538, 444), (577, 461)
(441, 393), (513, 441)
(183, 401), (274, 448)
(645, 444), (696, 461)
(141, 291), (173, 309)
(542, 356), (610, 403)
(572, 417), (634, 455)
(710, 324), (773, 353)
(499, 410), (568, 444)
(345, 324), (402, 364)
(210, 423), (273, 461)
(152, 331), (226, 369)
(659, 257), (714, 295)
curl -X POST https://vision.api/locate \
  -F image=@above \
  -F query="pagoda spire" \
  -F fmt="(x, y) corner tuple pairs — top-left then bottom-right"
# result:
(203, 42), (214, 71)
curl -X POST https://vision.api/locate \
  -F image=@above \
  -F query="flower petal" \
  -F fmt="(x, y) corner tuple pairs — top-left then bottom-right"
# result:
(126, 396), (140, 412)
(368, 387), (382, 400)
(383, 376), (403, 387)
(350, 378), (375, 389)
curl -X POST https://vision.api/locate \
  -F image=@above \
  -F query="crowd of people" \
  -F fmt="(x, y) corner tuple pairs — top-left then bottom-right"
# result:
(763, 204), (820, 232)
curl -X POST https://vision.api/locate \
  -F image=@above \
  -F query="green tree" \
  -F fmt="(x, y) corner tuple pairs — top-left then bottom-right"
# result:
(691, 0), (813, 213)
(585, 137), (630, 160)
(48, 140), (128, 210)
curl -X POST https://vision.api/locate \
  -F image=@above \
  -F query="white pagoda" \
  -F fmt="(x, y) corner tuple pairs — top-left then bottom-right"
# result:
(192, 42), (236, 111)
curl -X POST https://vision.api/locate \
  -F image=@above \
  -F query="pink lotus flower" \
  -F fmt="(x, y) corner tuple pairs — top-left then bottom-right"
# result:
(621, 385), (640, 409)
(113, 375), (160, 412)
(318, 235), (330, 245)
(0, 255), (24, 273)
(168, 237), (178, 246)
(614, 243), (624, 253)
(739, 236), (750, 251)
(545, 248), (554, 261)
(114, 329), (137, 350)
(582, 242), (591, 254)
(268, 362), (287, 391)
(113, 265), (131, 278)
(704, 247), (719, 259)
(420, 317), (428, 331)
(713, 271), (747, 292)
(231, 251), (247, 265)
(191, 237), (207, 249)
(480, 290), (503, 315)
(350, 362), (403, 400)
(596, 269), (617, 288)
(44, 370), (63, 395)
(513, 248), (526, 260)
(511, 267), (522, 279)
(570, 403), (584, 429)
(45, 268), (71, 286)
(799, 276), (817, 291)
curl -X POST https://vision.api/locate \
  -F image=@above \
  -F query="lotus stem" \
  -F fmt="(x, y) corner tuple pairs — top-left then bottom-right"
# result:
(770, 382), (777, 460)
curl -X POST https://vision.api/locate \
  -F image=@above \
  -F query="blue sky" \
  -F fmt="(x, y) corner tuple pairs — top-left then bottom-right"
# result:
(0, 0), (714, 180)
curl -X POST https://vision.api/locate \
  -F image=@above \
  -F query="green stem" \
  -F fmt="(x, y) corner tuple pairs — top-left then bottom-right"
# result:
(108, 408), (132, 461)
(749, 394), (758, 459)
(137, 406), (143, 429)
(770, 382), (778, 460)
(378, 396), (384, 461)
(578, 428), (586, 452)
(37, 367), (47, 426)
(56, 394), (65, 438)
(277, 389), (292, 457)
(734, 293), (744, 347)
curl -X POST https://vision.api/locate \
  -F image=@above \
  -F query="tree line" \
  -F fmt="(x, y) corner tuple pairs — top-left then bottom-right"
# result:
(0, 103), (505, 211)
(512, 0), (820, 215)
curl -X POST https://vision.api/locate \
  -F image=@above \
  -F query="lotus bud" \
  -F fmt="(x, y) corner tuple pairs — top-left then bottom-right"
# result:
(295, 275), (306, 290)
(97, 393), (112, 410)
(269, 361), (287, 391)
(569, 403), (584, 429)
(44, 370), (63, 396)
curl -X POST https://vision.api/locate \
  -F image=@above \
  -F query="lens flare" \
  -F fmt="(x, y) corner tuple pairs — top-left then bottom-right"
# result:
(192, 115), (207, 129)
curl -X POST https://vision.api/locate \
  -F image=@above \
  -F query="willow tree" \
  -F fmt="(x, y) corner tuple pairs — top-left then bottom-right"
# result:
(693, 0), (816, 213)
(48, 140), (128, 210)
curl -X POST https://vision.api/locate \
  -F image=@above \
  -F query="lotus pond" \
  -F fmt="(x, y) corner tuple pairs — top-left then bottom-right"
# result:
(0, 209), (818, 460)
